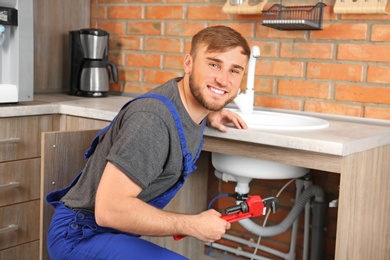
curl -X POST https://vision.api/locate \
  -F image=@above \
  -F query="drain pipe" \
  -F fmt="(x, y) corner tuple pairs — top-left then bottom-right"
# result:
(311, 198), (327, 260)
(239, 185), (325, 238)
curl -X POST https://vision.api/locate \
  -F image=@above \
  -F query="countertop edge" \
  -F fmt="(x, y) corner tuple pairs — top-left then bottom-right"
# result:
(1, 94), (390, 157)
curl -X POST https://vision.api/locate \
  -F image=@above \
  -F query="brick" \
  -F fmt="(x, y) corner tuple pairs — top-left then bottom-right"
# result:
(90, 20), (98, 28)
(108, 6), (142, 19)
(310, 23), (367, 40)
(110, 36), (141, 50)
(97, 0), (126, 3)
(322, 4), (339, 21)
(280, 42), (333, 59)
(108, 51), (124, 66)
(96, 21), (126, 35)
(367, 65), (390, 84)
(144, 69), (182, 85)
(125, 53), (161, 68)
(168, 0), (206, 3)
(127, 22), (162, 35)
(304, 101), (362, 117)
(255, 96), (303, 110)
(257, 60), (304, 77)
(307, 62), (363, 82)
(146, 6), (184, 19)
(209, 22), (254, 38)
(247, 41), (278, 58)
(233, 13), (262, 22)
(163, 54), (184, 70)
(335, 84), (390, 104)
(338, 44), (390, 62)
(144, 37), (182, 52)
(364, 106), (390, 120)
(124, 83), (156, 94)
(278, 80), (331, 99)
(166, 22), (206, 37)
(371, 24), (390, 42)
(90, 5), (106, 19)
(109, 82), (123, 92)
(188, 6), (230, 20)
(240, 77), (274, 94)
(118, 68), (141, 82)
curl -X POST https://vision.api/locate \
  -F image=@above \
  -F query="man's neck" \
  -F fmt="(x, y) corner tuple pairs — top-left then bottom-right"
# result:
(178, 78), (208, 125)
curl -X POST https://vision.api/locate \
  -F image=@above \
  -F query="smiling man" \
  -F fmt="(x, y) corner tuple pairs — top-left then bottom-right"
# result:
(46, 25), (251, 260)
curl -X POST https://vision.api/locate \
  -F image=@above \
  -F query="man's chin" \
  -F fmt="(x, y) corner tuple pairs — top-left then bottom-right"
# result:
(204, 102), (228, 112)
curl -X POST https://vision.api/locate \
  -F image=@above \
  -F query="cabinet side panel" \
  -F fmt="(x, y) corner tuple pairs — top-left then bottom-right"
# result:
(336, 144), (390, 259)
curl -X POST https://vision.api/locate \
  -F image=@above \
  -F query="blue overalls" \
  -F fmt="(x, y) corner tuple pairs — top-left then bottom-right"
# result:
(46, 94), (205, 260)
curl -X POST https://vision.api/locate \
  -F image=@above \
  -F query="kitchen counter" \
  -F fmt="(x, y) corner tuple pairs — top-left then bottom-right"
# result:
(1, 94), (389, 157)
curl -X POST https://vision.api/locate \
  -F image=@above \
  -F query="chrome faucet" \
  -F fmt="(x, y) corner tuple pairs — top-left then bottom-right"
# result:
(234, 46), (260, 113)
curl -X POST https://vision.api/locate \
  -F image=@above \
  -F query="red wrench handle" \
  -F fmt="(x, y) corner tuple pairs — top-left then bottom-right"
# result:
(173, 212), (252, 240)
(173, 195), (264, 241)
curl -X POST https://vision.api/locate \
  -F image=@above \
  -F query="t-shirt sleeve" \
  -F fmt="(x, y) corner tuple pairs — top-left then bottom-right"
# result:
(106, 111), (170, 188)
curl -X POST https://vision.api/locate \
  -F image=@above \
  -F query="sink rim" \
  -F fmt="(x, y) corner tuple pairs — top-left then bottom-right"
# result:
(229, 108), (329, 130)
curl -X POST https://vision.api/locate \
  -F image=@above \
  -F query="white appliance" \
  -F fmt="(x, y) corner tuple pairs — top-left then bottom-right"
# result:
(0, 0), (34, 103)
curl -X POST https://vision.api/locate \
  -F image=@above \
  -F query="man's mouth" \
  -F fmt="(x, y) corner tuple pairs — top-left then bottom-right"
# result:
(209, 85), (226, 95)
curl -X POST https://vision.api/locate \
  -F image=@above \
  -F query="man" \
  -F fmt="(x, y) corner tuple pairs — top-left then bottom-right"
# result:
(46, 25), (251, 259)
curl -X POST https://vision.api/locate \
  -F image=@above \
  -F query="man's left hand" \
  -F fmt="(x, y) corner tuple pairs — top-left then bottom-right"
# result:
(207, 109), (248, 132)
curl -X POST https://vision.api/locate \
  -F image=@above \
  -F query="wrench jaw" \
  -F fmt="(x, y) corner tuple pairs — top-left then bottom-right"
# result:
(262, 197), (279, 214)
(223, 196), (279, 223)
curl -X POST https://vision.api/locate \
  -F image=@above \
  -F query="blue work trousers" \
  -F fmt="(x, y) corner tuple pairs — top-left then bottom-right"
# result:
(47, 204), (189, 260)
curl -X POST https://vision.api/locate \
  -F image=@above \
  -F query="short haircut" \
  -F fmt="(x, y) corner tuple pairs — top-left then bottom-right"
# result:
(190, 26), (251, 61)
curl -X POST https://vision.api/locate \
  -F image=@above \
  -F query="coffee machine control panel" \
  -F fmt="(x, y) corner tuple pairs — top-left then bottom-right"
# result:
(0, 7), (18, 26)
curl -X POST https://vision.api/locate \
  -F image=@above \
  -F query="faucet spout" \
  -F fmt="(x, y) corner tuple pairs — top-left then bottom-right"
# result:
(234, 46), (260, 114)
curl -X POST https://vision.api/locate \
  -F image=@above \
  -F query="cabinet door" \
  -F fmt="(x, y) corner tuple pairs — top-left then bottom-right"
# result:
(40, 130), (99, 260)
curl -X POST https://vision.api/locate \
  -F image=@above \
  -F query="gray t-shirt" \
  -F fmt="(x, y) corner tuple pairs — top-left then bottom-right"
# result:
(61, 78), (204, 211)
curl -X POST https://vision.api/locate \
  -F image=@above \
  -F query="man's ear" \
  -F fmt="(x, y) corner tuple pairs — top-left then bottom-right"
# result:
(183, 53), (192, 74)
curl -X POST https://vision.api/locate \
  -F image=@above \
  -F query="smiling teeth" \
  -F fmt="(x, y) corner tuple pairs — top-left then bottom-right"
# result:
(211, 87), (224, 95)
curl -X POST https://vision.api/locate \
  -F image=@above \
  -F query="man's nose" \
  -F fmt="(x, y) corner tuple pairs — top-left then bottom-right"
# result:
(215, 70), (229, 87)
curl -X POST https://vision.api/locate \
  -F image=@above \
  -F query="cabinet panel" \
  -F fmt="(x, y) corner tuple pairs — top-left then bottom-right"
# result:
(0, 159), (40, 207)
(0, 116), (53, 162)
(65, 115), (110, 131)
(0, 200), (40, 250)
(0, 241), (39, 260)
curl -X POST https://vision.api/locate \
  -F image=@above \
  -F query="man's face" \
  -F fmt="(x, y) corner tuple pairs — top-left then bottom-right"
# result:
(186, 44), (248, 112)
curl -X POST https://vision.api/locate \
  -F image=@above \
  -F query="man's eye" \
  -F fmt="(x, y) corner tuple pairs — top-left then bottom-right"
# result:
(210, 63), (219, 68)
(231, 69), (241, 74)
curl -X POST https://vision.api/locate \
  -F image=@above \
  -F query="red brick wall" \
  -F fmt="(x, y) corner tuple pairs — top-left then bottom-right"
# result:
(90, 0), (387, 258)
(90, 0), (390, 120)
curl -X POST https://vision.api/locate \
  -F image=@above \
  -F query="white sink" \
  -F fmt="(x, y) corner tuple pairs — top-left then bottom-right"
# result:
(212, 153), (309, 181)
(229, 109), (329, 131)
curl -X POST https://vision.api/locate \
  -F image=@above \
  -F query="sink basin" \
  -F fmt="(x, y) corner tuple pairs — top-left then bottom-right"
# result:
(212, 153), (309, 181)
(228, 109), (329, 130)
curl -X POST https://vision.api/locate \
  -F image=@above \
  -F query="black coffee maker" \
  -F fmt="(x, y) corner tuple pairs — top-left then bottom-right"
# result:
(69, 28), (118, 97)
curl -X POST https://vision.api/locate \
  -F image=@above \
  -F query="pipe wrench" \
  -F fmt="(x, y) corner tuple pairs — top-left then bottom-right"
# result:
(173, 195), (278, 240)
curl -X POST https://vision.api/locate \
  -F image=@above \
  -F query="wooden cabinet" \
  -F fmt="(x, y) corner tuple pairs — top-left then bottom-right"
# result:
(0, 115), (54, 258)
